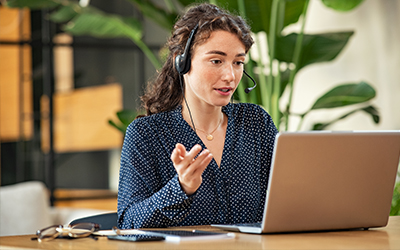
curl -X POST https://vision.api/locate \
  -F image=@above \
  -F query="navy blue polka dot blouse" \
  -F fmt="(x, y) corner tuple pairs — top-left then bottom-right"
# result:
(117, 102), (278, 229)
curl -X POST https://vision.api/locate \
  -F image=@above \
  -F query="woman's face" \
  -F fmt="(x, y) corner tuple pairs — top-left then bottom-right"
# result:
(183, 30), (246, 109)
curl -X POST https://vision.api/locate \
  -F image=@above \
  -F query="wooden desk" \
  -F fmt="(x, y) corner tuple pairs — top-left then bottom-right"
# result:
(1, 216), (399, 250)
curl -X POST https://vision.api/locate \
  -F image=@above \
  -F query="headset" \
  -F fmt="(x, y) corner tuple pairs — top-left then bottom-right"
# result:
(174, 24), (257, 93)
(175, 24), (199, 75)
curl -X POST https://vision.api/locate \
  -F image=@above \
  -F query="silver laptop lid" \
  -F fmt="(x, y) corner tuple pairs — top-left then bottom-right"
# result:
(262, 131), (400, 233)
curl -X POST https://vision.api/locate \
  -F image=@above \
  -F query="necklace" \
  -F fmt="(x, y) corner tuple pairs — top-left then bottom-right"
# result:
(195, 116), (223, 141)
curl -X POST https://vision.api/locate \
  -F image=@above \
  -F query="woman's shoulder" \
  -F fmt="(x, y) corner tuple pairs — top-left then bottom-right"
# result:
(226, 103), (276, 130)
(127, 107), (180, 132)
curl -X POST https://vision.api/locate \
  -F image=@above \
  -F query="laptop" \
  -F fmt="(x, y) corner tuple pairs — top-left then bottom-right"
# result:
(212, 131), (400, 234)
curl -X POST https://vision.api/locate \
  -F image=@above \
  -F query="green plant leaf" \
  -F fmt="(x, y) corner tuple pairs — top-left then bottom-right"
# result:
(282, 0), (308, 31)
(321, 0), (364, 12)
(310, 81), (375, 110)
(312, 122), (329, 131)
(276, 31), (354, 70)
(6, 0), (60, 9)
(390, 182), (400, 216)
(63, 8), (143, 40)
(49, 4), (80, 23)
(176, 0), (195, 6)
(62, 6), (161, 68)
(212, 0), (306, 34)
(109, 110), (141, 134)
(116, 110), (137, 126)
(7, 0), (163, 69)
(362, 105), (379, 123)
(126, 0), (177, 30)
(108, 120), (127, 134)
(311, 105), (380, 130)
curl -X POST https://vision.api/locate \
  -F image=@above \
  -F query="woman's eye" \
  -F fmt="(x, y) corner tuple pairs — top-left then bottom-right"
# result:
(235, 61), (244, 66)
(211, 60), (222, 64)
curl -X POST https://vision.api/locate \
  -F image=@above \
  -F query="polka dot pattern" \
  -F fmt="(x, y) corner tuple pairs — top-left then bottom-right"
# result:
(117, 103), (278, 229)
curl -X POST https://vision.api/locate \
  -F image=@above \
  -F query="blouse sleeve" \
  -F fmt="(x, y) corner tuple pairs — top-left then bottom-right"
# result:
(117, 119), (195, 229)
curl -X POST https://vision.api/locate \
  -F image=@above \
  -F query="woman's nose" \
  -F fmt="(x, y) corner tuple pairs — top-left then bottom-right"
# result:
(221, 64), (235, 82)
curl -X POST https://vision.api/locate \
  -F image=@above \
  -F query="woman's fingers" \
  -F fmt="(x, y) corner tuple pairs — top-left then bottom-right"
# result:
(198, 149), (213, 168)
(184, 144), (202, 163)
(171, 144), (202, 168)
(171, 143), (213, 195)
(171, 144), (185, 164)
(175, 143), (187, 158)
(188, 149), (213, 174)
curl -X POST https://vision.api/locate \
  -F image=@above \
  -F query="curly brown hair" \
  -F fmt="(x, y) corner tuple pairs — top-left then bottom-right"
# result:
(140, 3), (254, 116)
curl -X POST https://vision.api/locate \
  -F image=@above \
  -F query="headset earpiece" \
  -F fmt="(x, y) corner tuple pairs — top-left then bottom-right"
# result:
(175, 24), (199, 75)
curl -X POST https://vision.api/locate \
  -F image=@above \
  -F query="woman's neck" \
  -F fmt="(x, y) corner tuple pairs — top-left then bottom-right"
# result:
(181, 101), (224, 133)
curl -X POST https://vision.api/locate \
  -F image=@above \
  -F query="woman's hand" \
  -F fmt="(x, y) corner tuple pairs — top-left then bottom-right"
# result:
(171, 143), (213, 195)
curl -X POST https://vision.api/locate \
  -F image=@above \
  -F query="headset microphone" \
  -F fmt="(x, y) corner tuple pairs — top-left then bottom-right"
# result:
(243, 70), (257, 93)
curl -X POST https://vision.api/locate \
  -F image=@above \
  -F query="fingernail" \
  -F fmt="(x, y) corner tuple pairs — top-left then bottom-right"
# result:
(201, 149), (209, 155)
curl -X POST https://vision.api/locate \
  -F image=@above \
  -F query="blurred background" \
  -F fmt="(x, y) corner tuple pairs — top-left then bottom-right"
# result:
(0, 0), (399, 235)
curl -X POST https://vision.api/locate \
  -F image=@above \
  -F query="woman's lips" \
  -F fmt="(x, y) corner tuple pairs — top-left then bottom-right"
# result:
(215, 88), (232, 96)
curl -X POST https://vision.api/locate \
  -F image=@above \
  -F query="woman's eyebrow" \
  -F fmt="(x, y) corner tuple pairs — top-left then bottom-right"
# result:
(206, 50), (226, 56)
(206, 50), (246, 57)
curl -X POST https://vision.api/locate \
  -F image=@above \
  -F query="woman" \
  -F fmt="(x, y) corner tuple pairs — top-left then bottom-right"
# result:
(117, 3), (278, 229)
